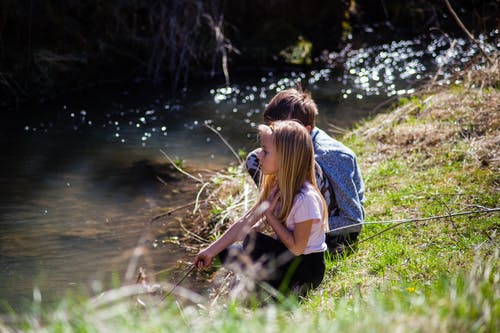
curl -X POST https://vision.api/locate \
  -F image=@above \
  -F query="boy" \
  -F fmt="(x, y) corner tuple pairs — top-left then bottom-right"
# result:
(246, 87), (365, 253)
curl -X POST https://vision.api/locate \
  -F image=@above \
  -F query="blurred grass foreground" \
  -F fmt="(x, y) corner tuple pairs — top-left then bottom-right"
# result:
(2, 55), (499, 333)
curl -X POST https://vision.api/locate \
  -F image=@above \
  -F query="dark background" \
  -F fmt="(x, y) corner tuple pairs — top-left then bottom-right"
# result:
(0, 0), (498, 108)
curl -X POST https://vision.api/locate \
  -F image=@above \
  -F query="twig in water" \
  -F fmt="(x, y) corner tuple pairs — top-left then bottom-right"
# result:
(123, 231), (156, 284)
(322, 115), (348, 136)
(370, 95), (399, 115)
(159, 149), (203, 183)
(150, 200), (198, 223)
(204, 121), (243, 164)
(156, 175), (169, 186)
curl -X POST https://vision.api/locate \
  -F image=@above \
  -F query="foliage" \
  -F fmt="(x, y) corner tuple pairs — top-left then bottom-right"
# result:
(279, 37), (313, 65)
(0, 0), (230, 103)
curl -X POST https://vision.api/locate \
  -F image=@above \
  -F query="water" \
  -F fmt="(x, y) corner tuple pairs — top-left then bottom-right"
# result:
(1, 31), (496, 312)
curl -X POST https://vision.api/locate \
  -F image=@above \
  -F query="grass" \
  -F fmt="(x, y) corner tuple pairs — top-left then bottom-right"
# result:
(2, 57), (499, 332)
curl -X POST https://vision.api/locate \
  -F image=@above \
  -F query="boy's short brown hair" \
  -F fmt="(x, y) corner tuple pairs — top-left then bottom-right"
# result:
(263, 87), (318, 128)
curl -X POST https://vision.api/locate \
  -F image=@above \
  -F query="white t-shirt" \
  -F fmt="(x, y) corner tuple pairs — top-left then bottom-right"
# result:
(285, 182), (327, 254)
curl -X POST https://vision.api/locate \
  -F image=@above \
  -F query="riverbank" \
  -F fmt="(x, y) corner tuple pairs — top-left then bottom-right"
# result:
(3, 56), (498, 332)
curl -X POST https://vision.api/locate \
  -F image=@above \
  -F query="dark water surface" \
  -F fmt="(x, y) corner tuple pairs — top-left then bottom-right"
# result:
(1, 32), (496, 311)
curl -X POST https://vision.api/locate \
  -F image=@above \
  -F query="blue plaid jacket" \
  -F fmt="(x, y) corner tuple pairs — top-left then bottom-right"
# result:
(311, 128), (365, 234)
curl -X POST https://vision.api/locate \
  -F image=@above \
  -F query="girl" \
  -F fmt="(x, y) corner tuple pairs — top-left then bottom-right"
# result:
(194, 120), (328, 293)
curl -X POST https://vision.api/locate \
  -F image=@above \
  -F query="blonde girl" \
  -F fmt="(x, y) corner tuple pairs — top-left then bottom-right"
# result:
(195, 120), (328, 293)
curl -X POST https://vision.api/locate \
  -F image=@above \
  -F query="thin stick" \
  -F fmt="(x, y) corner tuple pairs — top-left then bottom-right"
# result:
(442, 0), (493, 65)
(150, 201), (198, 222)
(357, 222), (406, 245)
(159, 149), (203, 183)
(161, 264), (196, 300)
(193, 182), (210, 215)
(370, 95), (399, 115)
(332, 207), (500, 236)
(210, 271), (235, 307)
(203, 122), (243, 164)
(178, 218), (210, 243)
(430, 39), (458, 84)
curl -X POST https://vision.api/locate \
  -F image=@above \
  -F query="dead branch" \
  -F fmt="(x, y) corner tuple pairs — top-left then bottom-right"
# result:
(159, 149), (203, 183)
(203, 122), (243, 164)
(332, 206), (500, 236)
(151, 201), (198, 223)
(443, 0), (493, 65)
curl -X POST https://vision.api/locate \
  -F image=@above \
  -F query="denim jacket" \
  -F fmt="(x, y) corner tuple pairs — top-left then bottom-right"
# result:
(311, 127), (365, 234)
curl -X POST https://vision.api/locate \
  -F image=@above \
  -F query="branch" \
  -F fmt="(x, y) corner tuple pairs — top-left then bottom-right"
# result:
(442, 0), (493, 65)
(331, 207), (500, 235)
(350, 207), (500, 245)
(150, 200), (198, 223)
(203, 122), (243, 164)
(192, 182), (210, 215)
(159, 149), (203, 183)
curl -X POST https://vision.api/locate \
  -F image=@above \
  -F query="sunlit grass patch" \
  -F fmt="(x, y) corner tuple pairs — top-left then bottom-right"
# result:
(321, 72), (499, 314)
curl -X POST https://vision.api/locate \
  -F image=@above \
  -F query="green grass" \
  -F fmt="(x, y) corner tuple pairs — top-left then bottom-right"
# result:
(5, 251), (496, 332)
(2, 76), (499, 332)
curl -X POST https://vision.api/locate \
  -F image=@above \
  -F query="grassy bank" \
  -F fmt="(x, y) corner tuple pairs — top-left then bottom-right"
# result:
(2, 59), (498, 332)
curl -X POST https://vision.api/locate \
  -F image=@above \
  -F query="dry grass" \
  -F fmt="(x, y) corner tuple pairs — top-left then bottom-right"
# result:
(352, 55), (499, 170)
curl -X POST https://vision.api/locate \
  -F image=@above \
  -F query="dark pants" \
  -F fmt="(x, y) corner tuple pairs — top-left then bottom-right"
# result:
(220, 232), (325, 294)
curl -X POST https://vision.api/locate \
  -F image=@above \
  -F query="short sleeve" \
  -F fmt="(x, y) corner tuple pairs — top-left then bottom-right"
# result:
(288, 192), (323, 226)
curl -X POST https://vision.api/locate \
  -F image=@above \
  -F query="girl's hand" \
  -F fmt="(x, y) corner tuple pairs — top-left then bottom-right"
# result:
(264, 189), (281, 225)
(268, 185), (279, 201)
(266, 188), (280, 215)
(194, 249), (214, 269)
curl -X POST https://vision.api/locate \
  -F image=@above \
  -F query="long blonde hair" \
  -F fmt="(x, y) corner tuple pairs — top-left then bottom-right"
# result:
(254, 120), (328, 231)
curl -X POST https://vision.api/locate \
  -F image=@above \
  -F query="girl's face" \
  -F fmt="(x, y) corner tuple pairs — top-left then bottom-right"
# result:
(257, 130), (278, 175)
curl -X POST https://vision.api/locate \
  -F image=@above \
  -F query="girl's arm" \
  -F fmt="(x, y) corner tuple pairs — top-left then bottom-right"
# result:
(265, 209), (314, 256)
(194, 212), (260, 269)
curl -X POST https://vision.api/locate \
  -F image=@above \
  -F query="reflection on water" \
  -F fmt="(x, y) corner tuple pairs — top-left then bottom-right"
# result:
(0, 133), (200, 311)
(1, 32), (496, 311)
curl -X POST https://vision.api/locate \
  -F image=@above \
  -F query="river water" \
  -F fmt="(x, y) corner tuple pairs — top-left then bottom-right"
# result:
(0, 32), (496, 312)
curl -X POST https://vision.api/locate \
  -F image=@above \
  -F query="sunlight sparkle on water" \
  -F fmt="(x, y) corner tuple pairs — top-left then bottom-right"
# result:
(20, 31), (497, 150)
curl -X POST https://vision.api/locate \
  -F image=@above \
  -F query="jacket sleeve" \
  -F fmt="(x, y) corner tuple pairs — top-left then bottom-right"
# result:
(318, 151), (365, 234)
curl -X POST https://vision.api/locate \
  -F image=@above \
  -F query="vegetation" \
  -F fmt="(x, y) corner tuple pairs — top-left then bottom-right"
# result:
(2, 54), (498, 332)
